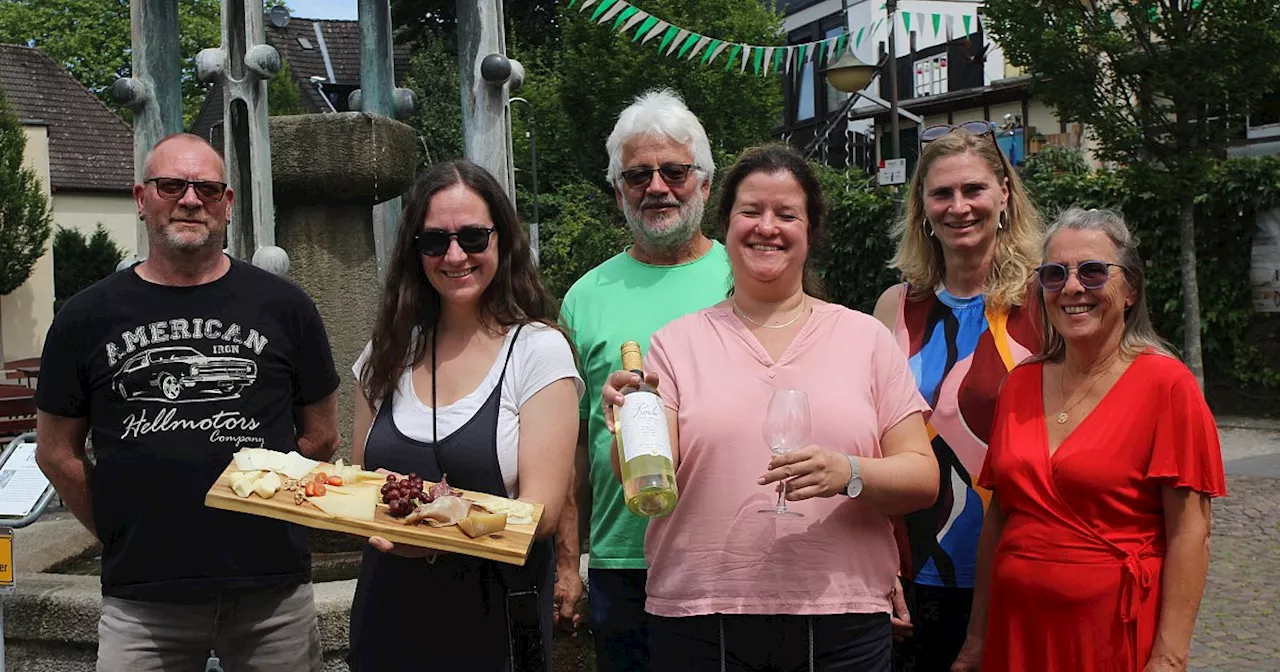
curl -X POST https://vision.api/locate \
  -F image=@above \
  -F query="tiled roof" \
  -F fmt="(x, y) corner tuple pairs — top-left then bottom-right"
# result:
(0, 43), (134, 193)
(190, 17), (412, 140)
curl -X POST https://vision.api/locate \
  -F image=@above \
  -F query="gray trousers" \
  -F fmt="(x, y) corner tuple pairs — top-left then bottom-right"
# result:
(97, 582), (322, 672)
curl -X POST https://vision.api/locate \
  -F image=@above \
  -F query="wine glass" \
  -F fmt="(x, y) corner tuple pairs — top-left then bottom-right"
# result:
(757, 388), (810, 516)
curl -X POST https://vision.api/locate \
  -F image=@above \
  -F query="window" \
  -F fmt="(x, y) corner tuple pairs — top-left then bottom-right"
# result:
(1248, 87), (1280, 139)
(796, 59), (815, 122)
(296, 36), (313, 50)
(914, 53), (948, 98)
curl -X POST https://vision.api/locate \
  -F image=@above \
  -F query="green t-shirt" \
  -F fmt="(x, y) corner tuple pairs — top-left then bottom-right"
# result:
(560, 241), (732, 569)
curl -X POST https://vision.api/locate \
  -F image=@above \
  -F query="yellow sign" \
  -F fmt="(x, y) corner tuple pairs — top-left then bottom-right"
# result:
(0, 527), (13, 592)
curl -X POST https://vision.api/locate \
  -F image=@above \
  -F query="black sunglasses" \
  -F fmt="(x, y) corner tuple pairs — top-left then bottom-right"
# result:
(1036, 260), (1126, 292)
(414, 226), (495, 257)
(145, 177), (228, 203)
(920, 121), (996, 146)
(619, 163), (698, 189)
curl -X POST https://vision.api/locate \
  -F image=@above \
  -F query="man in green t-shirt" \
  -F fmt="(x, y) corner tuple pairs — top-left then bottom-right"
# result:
(554, 88), (731, 671)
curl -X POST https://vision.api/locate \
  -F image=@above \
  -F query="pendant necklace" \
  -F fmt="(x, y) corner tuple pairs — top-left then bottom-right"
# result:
(733, 297), (807, 330)
(1057, 365), (1103, 424)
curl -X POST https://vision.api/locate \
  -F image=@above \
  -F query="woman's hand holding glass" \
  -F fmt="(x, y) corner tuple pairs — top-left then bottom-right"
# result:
(757, 445), (854, 501)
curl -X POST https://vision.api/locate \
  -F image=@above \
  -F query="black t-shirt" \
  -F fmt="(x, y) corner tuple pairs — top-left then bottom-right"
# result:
(36, 257), (340, 602)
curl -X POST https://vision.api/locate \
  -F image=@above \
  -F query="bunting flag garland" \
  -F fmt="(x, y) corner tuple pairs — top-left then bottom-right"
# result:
(565, 0), (979, 77)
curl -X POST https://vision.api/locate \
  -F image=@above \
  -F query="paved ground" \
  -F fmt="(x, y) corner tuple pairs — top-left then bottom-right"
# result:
(1189, 419), (1280, 671)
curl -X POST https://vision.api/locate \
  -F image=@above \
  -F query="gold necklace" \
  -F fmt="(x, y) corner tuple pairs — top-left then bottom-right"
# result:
(1056, 365), (1104, 425)
(733, 297), (807, 330)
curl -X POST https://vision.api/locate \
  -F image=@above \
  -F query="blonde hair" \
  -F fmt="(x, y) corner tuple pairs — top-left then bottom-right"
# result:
(1029, 208), (1175, 364)
(889, 130), (1042, 308)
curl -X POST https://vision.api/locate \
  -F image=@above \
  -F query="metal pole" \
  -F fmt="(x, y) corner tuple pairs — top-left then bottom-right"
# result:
(509, 98), (539, 264)
(358, 0), (402, 280)
(457, 0), (516, 198)
(887, 0), (901, 161)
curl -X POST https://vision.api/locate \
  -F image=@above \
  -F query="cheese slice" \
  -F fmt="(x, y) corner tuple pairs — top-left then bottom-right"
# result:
(308, 486), (376, 521)
(280, 451), (320, 480)
(254, 471), (283, 499)
(463, 492), (536, 525)
(233, 451), (257, 472)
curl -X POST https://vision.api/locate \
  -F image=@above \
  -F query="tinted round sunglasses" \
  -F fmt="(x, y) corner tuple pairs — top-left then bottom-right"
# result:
(1036, 260), (1126, 292)
(146, 177), (228, 203)
(618, 162), (698, 189)
(413, 226), (495, 257)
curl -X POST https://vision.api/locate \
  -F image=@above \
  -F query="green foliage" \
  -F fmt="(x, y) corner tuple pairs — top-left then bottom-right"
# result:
(534, 181), (630, 299)
(811, 165), (901, 312)
(52, 225), (126, 312)
(267, 57), (304, 117)
(401, 32), (464, 168)
(984, 0), (1280, 167)
(0, 0), (223, 127)
(0, 89), (53, 296)
(1021, 144), (1089, 182)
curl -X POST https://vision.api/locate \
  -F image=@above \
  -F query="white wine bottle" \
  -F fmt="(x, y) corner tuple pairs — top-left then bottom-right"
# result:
(615, 341), (678, 518)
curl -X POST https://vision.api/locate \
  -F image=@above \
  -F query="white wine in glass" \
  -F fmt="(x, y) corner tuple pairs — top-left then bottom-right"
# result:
(757, 388), (810, 516)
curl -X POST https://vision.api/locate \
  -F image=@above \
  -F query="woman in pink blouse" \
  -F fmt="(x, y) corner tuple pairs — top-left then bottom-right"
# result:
(600, 144), (940, 671)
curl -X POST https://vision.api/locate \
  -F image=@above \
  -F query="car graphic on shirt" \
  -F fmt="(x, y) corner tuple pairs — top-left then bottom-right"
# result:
(112, 346), (257, 403)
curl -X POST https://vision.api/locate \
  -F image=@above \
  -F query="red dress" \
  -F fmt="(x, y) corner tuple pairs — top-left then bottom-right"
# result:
(977, 354), (1227, 671)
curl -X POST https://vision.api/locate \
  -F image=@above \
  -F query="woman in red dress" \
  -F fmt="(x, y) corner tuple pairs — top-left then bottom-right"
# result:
(951, 208), (1226, 672)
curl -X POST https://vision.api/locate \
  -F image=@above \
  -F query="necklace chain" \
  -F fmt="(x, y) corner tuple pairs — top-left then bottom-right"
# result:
(1056, 365), (1104, 425)
(733, 298), (807, 330)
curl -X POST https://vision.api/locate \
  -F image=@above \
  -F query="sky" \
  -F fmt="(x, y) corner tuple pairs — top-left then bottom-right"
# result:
(285, 0), (358, 20)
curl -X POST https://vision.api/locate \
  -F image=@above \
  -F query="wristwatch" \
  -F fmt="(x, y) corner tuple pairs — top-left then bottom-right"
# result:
(844, 455), (864, 498)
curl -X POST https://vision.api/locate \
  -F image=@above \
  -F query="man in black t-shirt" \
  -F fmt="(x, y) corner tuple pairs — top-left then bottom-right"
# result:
(34, 133), (340, 672)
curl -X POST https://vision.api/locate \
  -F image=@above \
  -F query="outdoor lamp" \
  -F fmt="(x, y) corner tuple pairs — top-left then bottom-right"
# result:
(823, 50), (876, 94)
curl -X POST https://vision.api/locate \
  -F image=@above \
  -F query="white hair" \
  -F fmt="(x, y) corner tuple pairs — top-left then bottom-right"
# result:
(605, 88), (715, 188)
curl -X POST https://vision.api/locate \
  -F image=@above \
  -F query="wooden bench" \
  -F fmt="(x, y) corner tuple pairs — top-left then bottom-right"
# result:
(0, 385), (37, 438)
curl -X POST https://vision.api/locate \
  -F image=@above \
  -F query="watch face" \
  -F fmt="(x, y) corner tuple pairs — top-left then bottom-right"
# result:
(846, 478), (864, 498)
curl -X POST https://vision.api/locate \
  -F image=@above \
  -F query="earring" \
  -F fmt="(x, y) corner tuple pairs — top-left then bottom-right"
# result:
(998, 210), (1009, 230)
(923, 219), (935, 237)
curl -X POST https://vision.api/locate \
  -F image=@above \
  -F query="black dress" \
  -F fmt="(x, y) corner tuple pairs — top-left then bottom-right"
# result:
(348, 326), (554, 671)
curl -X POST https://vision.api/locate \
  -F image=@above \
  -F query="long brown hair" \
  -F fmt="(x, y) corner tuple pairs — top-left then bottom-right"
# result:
(889, 129), (1042, 308)
(716, 143), (827, 298)
(360, 160), (562, 405)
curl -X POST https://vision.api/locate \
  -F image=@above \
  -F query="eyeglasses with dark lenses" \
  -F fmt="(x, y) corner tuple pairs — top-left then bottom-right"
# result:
(146, 177), (228, 203)
(920, 121), (996, 145)
(619, 163), (697, 189)
(414, 227), (496, 257)
(1036, 261), (1125, 291)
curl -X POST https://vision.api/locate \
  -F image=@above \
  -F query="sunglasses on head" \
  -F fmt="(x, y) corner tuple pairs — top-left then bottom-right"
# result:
(920, 121), (996, 146)
(619, 163), (698, 189)
(146, 177), (228, 203)
(413, 226), (496, 257)
(1036, 260), (1126, 292)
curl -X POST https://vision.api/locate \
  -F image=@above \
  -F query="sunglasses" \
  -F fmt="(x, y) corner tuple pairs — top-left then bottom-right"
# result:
(414, 226), (495, 257)
(1036, 260), (1126, 292)
(619, 163), (698, 189)
(920, 121), (996, 145)
(145, 177), (229, 203)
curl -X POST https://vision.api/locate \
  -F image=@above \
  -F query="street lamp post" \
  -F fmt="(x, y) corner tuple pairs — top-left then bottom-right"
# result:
(509, 97), (539, 265)
(823, 0), (901, 161)
(886, 0), (900, 161)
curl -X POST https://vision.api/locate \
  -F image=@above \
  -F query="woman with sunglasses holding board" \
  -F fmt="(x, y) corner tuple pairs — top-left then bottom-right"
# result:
(346, 160), (583, 671)
(871, 122), (1044, 672)
(953, 208), (1225, 671)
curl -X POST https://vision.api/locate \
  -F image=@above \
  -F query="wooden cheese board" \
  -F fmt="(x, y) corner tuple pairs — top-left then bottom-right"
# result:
(204, 458), (543, 566)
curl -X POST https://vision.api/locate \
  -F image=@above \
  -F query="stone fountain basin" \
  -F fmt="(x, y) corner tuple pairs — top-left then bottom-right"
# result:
(270, 112), (419, 207)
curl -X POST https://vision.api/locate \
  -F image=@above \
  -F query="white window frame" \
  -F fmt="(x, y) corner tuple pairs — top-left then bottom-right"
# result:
(913, 53), (948, 98)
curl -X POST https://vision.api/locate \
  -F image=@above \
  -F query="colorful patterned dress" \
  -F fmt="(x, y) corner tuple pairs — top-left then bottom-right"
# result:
(893, 287), (1039, 591)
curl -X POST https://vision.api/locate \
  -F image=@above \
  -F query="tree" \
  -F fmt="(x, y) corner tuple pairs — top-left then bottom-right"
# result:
(0, 0), (223, 127)
(0, 89), (54, 367)
(985, 0), (1280, 388)
(268, 56), (305, 117)
(52, 224), (126, 312)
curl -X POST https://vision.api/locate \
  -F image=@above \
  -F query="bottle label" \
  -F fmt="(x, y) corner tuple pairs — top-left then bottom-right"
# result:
(618, 391), (673, 462)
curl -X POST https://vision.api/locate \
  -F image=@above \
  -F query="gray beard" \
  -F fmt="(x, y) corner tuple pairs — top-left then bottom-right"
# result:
(622, 191), (706, 254)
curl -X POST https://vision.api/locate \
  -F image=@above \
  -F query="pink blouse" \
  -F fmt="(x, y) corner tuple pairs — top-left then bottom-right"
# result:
(643, 302), (929, 617)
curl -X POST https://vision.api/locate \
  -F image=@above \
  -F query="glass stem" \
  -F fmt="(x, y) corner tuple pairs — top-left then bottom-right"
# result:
(776, 478), (787, 510)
